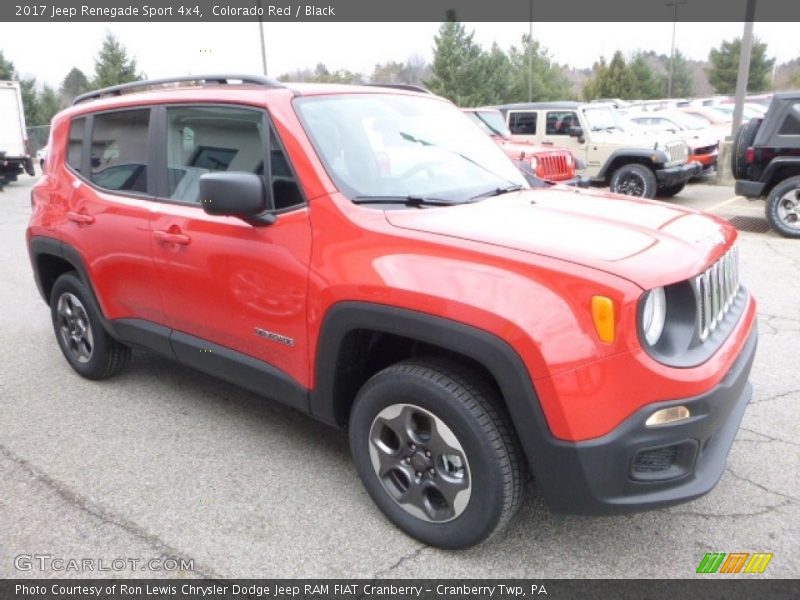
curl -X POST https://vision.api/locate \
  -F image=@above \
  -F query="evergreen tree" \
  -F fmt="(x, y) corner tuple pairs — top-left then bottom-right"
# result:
(707, 37), (775, 94)
(60, 67), (91, 104)
(0, 51), (15, 80)
(38, 84), (61, 125)
(583, 51), (638, 100)
(426, 16), (488, 106)
(507, 35), (571, 102)
(666, 50), (695, 98)
(481, 43), (513, 104)
(19, 78), (42, 126)
(92, 32), (143, 88)
(629, 52), (663, 99)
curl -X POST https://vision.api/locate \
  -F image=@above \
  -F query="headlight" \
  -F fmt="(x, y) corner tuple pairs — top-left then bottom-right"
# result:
(641, 287), (666, 346)
(530, 156), (538, 170)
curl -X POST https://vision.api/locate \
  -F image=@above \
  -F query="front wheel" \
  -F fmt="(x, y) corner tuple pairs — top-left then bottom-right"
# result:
(766, 176), (800, 238)
(348, 359), (525, 549)
(609, 164), (657, 198)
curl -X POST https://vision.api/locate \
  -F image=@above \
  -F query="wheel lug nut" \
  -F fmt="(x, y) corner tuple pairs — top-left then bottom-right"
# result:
(409, 444), (416, 451)
(425, 451), (431, 457)
(404, 457), (410, 464)
(415, 472), (421, 478)
(428, 468), (435, 476)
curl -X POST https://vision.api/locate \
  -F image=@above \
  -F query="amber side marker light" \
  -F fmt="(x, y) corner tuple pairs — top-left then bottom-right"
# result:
(646, 406), (691, 427)
(591, 296), (615, 343)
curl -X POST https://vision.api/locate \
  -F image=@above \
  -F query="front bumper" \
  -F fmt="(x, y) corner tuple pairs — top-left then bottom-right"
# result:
(656, 162), (702, 186)
(534, 322), (757, 515)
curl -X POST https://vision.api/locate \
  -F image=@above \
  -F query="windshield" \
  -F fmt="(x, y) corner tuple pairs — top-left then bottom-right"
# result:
(296, 94), (527, 203)
(465, 110), (512, 138)
(582, 106), (626, 131)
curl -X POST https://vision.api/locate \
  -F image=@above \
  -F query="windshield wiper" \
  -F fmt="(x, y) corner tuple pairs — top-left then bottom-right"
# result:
(469, 184), (524, 201)
(352, 195), (462, 207)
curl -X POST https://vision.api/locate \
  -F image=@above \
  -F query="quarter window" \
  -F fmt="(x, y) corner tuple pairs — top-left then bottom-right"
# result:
(508, 111), (537, 135)
(90, 109), (150, 193)
(67, 117), (85, 173)
(778, 103), (800, 135)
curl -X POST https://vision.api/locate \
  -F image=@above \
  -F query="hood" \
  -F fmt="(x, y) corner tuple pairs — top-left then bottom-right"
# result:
(495, 138), (568, 160)
(595, 128), (688, 149)
(384, 188), (735, 290)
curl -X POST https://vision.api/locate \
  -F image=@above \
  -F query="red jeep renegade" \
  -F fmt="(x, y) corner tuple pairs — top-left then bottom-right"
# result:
(28, 76), (757, 549)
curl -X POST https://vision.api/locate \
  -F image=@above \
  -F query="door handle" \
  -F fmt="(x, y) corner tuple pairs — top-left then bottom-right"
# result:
(66, 212), (94, 224)
(153, 229), (191, 245)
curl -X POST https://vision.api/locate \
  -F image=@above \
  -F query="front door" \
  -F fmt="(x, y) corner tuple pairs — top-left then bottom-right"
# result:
(150, 104), (312, 389)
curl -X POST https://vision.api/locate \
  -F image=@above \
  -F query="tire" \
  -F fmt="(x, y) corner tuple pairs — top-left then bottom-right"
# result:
(348, 358), (525, 549)
(765, 176), (800, 238)
(609, 164), (657, 198)
(732, 118), (761, 180)
(656, 182), (686, 198)
(50, 272), (131, 379)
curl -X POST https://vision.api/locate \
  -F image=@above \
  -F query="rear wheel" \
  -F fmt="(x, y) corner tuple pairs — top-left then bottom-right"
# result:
(732, 118), (761, 180)
(50, 272), (131, 379)
(656, 182), (686, 198)
(766, 176), (800, 238)
(609, 164), (657, 198)
(349, 358), (525, 549)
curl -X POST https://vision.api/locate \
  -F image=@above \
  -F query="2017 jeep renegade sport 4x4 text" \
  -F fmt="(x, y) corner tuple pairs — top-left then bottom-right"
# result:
(28, 76), (757, 549)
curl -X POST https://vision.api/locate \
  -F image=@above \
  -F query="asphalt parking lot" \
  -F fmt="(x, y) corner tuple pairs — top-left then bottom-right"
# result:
(1, 174), (798, 579)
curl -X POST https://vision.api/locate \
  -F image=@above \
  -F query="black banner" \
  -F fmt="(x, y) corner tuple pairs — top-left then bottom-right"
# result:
(2, 0), (800, 22)
(2, 579), (799, 600)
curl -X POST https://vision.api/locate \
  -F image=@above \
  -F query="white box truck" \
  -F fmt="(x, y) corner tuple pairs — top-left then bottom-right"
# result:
(0, 80), (35, 187)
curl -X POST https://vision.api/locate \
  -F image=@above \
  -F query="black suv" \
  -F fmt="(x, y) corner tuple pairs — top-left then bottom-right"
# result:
(733, 92), (800, 238)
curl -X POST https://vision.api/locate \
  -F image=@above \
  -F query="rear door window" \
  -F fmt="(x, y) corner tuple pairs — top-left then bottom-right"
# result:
(90, 109), (150, 193)
(508, 111), (537, 135)
(778, 103), (800, 135)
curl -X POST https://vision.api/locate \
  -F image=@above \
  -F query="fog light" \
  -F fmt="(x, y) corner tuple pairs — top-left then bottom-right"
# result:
(646, 406), (690, 427)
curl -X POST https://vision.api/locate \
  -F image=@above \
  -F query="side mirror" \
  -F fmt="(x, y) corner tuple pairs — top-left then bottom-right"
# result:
(199, 172), (275, 226)
(568, 126), (584, 138)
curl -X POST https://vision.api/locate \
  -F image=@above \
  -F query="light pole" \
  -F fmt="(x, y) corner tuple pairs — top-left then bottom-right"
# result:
(528, 0), (533, 102)
(257, 0), (268, 76)
(666, 0), (688, 99)
(731, 0), (757, 139)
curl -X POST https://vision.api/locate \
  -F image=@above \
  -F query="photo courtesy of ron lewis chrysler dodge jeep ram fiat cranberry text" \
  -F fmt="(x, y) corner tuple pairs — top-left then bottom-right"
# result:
(28, 75), (757, 549)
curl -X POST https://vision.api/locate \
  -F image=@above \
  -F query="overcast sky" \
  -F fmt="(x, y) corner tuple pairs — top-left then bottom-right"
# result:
(1, 22), (798, 88)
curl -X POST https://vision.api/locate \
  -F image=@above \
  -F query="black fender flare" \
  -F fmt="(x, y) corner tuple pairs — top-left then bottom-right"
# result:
(310, 301), (557, 485)
(28, 236), (115, 335)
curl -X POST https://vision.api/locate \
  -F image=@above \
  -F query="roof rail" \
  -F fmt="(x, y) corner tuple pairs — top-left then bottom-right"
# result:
(366, 83), (431, 94)
(73, 74), (284, 105)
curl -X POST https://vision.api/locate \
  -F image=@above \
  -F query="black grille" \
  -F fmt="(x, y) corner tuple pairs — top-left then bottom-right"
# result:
(632, 446), (679, 474)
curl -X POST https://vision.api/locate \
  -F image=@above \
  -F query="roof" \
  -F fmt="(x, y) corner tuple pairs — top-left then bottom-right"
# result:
(70, 74), (435, 110)
(491, 101), (584, 111)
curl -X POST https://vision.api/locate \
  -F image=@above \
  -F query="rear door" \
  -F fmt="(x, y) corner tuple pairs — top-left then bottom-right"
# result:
(60, 108), (165, 324)
(149, 103), (312, 391)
